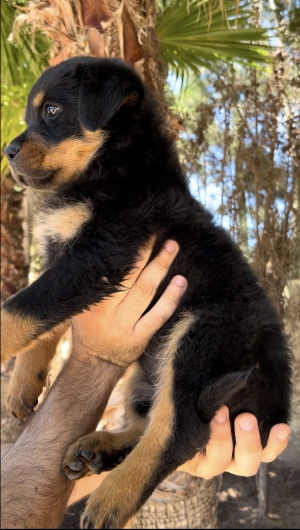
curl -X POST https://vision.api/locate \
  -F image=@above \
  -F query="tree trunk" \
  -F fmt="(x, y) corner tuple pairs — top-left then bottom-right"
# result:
(1, 172), (29, 303)
(1, 171), (29, 442)
(131, 472), (219, 529)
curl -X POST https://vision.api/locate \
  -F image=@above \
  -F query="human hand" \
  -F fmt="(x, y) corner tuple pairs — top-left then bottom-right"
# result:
(72, 240), (187, 367)
(178, 406), (290, 478)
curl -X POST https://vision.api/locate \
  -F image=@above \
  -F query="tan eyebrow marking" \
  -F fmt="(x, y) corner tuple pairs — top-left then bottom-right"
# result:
(33, 91), (45, 108)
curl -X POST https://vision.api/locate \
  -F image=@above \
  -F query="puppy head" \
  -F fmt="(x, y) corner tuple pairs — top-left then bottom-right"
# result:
(5, 57), (144, 190)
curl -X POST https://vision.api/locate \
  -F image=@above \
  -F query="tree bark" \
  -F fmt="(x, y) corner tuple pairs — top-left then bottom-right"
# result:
(1, 172), (29, 442)
(1, 172), (29, 303)
(131, 472), (219, 529)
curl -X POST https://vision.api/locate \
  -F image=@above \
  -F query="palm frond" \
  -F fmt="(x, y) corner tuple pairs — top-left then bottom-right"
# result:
(1, 0), (49, 176)
(157, 0), (273, 82)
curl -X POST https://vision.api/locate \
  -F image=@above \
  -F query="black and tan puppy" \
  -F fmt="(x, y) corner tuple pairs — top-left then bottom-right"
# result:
(3, 57), (292, 529)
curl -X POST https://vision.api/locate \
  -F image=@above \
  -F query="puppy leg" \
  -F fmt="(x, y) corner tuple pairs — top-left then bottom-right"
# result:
(7, 324), (67, 420)
(1, 308), (38, 363)
(63, 366), (150, 479)
(78, 313), (197, 529)
(0, 243), (125, 363)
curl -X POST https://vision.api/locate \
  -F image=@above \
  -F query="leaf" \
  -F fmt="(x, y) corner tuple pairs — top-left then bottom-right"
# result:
(1, 0), (50, 177)
(157, 0), (273, 83)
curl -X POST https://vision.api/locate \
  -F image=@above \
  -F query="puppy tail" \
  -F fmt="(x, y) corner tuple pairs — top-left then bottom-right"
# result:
(197, 367), (255, 422)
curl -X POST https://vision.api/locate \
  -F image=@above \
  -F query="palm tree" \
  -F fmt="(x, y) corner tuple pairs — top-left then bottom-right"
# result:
(2, 0), (274, 526)
(11, 0), (271, 93)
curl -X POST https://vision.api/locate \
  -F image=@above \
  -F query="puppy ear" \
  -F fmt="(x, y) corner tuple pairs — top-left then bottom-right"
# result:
(78, 61), (143, 131)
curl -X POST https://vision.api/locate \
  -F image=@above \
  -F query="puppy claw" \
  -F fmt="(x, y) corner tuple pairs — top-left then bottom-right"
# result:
(104, 519), (114, 529)
(80, 511), (115, 529)
(81, 514), (95, 529)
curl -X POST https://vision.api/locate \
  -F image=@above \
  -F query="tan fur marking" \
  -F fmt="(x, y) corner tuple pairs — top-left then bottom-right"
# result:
(82, 313), (196, 527)
(13, 129), (107, 190)
(16, 134), (45, 165)
(33, 91), (45, 108)
(36, 321), (69, 344)
(137, 312), (196, 463)
(7, 326), (66, 420)
(1, 306), (68, 364)
(43, 129), (107, 184)
(34, 201), (92, 253)
(1, 309), (38, 363)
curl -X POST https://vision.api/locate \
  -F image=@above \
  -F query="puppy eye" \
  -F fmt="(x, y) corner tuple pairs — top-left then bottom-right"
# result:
(45, 105), (60, 118)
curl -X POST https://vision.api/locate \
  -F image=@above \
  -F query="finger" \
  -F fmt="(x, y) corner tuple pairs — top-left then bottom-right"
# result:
(134, 275), (187, 340)
(227, 413), (262, 476)
(194, 407), (233, 479)
(261, 424), (290, 463)
(120, 241), (180, 320)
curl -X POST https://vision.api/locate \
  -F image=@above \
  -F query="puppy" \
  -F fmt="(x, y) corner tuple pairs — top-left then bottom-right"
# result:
(3, 57), (292, 529)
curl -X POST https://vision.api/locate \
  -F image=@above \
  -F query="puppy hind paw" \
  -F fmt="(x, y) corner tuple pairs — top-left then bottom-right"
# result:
(78, 466), (141, 529)
(81, 512), (116, 529)
(81, 500), (128, 529)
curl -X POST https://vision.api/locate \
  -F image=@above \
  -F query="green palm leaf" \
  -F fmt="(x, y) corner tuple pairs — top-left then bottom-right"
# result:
(157, 0), (272, 82)
(1, 0), (49, 176)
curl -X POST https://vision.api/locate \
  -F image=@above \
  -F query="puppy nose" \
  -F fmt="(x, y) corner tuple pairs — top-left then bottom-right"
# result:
(4, 141), (20, 161)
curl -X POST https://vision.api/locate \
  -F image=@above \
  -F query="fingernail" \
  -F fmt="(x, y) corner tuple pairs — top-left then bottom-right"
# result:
(214, 409), (228, 424)
(164, 241), (177, 253)
(239, 418), (256, 432)
(278, 431), (289, 441)
(174, 276), (187, 287)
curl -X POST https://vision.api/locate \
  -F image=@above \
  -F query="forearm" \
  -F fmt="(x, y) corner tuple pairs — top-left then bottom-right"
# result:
(1, 241), (186, 529)
(1, 348), (124, 529)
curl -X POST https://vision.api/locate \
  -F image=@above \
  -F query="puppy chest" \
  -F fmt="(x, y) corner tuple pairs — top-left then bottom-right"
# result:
(33, 201), (92, 255)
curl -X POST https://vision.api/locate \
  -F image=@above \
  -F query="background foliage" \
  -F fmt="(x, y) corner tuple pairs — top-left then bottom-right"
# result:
(1, 0), (49, 175)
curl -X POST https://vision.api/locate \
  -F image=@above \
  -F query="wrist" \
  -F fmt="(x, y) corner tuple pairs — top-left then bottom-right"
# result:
(71, 338), (128, 372)
(72, 332), (138, 370)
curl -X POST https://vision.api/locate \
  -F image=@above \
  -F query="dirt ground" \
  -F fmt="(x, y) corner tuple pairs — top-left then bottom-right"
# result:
(218, 460), (299, 529)
(61, 459), (299, 529)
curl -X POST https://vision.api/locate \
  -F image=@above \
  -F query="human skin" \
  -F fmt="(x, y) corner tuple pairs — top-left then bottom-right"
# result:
(178, 406), (290, 479)
(0, 241), (290, 529)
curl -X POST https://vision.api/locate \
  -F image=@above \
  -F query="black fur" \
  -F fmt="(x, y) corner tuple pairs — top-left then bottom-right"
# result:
(4, 57), (292, 526)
